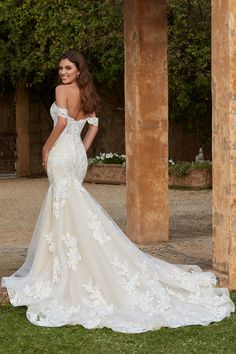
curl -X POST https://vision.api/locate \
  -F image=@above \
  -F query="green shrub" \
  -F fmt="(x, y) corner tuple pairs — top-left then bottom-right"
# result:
(169, 161), (212, 176)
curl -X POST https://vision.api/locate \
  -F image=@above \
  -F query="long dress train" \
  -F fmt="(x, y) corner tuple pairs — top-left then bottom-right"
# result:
(1, 103), (235, 332)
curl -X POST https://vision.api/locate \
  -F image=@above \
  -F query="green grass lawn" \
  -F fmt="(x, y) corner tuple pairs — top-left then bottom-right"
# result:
(0, 293), (236, 354)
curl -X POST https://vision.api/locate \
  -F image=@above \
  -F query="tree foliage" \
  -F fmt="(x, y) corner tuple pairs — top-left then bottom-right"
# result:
(168, 0), (211, 143)
(0, 0), (211, 142)
(0, 0), (123, 89)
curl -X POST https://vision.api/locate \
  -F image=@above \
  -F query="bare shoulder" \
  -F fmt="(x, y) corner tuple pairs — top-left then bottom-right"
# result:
(55, 85), (68, 107)
(56, 85), (75, 96)
(56, 85), (68, 95)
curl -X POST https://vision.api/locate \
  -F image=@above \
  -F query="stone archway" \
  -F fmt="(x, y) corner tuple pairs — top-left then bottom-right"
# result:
(124, 0), (236, 289)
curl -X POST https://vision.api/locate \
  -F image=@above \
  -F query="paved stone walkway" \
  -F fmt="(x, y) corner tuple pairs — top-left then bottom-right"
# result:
(0, 177), (212, 303)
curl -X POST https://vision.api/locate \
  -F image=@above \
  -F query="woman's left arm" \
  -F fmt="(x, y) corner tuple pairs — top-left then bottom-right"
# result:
(82, 112), (99, 151)
(42, 120), (67, 167)
(42, 86), (68, 169)
(83, 124), (99, 152)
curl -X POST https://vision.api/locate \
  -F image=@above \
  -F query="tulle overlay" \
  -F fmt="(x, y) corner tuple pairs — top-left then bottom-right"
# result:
(1, 103), (234, 332)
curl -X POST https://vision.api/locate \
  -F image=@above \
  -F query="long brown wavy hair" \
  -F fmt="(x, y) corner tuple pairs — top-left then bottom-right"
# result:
(58, 50), (100, 115)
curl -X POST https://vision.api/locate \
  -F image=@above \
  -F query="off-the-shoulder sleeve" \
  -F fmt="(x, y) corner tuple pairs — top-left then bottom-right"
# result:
(87, 117), (99, 126)
(57, 106), (69, 119)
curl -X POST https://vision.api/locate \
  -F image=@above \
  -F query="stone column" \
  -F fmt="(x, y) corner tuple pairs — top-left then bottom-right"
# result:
(16, 87), (30, 176)
(124, 0), (168, 243)
(212, 0), (236, 289)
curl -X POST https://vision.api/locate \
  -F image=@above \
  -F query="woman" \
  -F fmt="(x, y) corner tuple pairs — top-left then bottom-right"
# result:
(1, 51), (234, 332)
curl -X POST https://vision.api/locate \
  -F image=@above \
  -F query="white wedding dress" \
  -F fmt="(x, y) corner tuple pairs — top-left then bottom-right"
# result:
(1, 103), (234, 332)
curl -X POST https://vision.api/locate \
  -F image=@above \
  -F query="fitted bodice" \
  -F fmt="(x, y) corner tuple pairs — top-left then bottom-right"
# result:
(50, 102), (99, 138)
(47, 102), (99, 217)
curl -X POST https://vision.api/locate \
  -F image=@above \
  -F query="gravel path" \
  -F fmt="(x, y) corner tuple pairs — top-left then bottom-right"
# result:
(0, 177), (212, 281)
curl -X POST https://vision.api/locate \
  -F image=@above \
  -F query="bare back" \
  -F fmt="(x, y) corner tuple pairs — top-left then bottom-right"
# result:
(58, 84), (92, 121)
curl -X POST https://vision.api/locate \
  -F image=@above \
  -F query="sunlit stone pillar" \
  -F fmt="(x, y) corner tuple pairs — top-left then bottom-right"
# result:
(124, 0), (168, 243)
(16, 87), (30, 176)
(212, 0), (236, 289)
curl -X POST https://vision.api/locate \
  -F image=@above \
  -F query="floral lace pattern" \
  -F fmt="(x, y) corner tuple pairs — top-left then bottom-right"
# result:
(44, 232), (55, 253)
(54, 106), (69, 119)
(27, 299), (81, 327)
(53, 256), (61, 283)
(82, 278), (113, 327)
(87, 210), (111, 244)
(87, 117), (98, 126)
(111, 255), (171, 314)
(8, 289), (22, 306)
(47, 103), (92, 218)
(24, 281), (52, 300)
(62, 232), (82, 270)
(50, 102), (99, 127)
(47, 146), (87, 219)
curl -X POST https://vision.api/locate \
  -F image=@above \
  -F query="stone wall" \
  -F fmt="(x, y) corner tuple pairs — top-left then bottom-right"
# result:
(169, 122), (211, 162)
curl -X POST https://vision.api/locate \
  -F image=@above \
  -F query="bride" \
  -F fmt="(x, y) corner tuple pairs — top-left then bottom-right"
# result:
(1, 50), (234, 332)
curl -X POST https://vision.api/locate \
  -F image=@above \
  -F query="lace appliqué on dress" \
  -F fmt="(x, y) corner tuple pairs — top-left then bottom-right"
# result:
(87, 210), (111, 244)
(56, 107), (69, 119)
(111, 255), (171, 314)
(50, 170), (73, 219)
(87, 117), (99, 126)
(52, 179), (85, 219)
(24, 281), (52, 300)
(47, 148), (87, 218)
(27, 299), (81, 327)
(53, 256), (61, 283)
(82, 278), (113, 328)
(62, 232), (82, 270)
(44, 232), (55, 253)
(8, 289), (22, 306)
